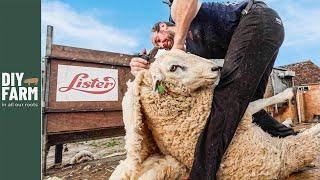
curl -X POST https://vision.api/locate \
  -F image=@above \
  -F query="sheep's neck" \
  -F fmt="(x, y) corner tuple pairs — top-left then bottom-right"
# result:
(140, 80), (213, 168)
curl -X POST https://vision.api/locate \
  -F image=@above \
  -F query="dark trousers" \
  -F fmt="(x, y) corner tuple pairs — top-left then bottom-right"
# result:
(189, 7), (295, 180)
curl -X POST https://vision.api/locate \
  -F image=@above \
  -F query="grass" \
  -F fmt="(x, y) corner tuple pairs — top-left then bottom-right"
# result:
(89, 138), (120, 148)
(105, 139), (119, 148)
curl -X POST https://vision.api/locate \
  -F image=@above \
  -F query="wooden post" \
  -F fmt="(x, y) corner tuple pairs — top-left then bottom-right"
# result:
(42, 144), (50, 176)
(270, 70), (278, 113)
(54, 144), (63, 165)
(296, 90), (305, 124)
(42, 25), (53, 176)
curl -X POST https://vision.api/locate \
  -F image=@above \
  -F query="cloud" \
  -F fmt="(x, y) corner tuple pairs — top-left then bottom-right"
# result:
(41, 1), (139, 56)
(283, 6), (320, 46)
(265, 0), (320, 47)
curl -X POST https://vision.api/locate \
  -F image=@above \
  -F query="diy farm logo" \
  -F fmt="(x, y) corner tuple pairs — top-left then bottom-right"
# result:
(56, 65), (118, 102)
(1, 72), (39, 108)
(1, 72), (39, 101)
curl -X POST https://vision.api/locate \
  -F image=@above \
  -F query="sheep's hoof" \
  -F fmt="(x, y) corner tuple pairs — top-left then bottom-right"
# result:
(282, 88), (295, 101)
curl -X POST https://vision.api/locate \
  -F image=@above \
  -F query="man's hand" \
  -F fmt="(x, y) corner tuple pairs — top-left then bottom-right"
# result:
(130, 57), (150, 76)
(130, 48), (150, 76)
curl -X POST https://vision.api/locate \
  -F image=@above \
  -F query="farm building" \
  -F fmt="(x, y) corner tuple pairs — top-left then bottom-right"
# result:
(265, 60), (320, 123)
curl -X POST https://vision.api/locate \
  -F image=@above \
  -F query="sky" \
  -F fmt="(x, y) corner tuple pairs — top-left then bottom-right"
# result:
(41, 0), (320, 66)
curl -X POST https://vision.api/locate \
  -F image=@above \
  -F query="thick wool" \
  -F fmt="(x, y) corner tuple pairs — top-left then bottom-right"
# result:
(140, 76), (212, 168)
(110, 50), (320, 180)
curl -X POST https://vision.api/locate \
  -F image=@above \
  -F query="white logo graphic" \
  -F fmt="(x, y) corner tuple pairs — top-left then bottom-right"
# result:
(275, 18), (282, 25)
(56, 65), (118, 102)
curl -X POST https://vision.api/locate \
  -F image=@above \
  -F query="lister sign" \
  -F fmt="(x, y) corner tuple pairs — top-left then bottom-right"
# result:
(56, 65), (118, 102)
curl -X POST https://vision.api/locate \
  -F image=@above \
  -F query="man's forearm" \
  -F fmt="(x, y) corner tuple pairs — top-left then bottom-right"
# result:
(171, 0), (200, 49)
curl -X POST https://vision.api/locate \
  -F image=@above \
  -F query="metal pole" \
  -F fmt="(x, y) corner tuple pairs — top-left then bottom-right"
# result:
(45, 25), (53, 56)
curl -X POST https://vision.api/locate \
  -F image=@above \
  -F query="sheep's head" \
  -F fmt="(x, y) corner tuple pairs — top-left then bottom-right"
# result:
(149, 49), (221, 93)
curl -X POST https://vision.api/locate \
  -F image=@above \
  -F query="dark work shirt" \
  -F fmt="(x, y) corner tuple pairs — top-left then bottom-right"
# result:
(170, 1), (248, 59)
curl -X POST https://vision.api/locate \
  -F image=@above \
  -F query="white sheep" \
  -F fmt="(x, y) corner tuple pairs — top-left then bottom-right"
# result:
(110, 49), (320, 180)
(69, 150), (95, 165)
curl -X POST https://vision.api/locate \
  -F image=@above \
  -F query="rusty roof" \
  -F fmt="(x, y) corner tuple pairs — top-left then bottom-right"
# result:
(280, 60), (320, 86)
(49, 44), (133, 66)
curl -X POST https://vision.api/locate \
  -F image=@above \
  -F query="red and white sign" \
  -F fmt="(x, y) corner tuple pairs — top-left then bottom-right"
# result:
(56, 65), (118, 102)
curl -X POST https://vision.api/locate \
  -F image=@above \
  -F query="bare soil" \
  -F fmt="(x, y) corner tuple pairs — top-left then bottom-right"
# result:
(44, 123), (320, 180)
(45, 137), (125, 180)
(46, 137), (125, 168)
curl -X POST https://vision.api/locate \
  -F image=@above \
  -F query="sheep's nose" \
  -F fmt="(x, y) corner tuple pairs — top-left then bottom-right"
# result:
(211, 66), (220, 72)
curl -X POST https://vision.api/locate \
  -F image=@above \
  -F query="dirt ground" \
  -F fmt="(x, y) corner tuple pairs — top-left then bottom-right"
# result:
(45, 137), (125, 180)
(46, 137), (125, 168)
(44, 123), (320, 180)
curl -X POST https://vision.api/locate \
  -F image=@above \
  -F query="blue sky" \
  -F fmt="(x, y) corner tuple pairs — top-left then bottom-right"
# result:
(41, 0), (320, 66)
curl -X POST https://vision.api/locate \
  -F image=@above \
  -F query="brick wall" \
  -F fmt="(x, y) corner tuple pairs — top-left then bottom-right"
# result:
(303, 88), (320, 122)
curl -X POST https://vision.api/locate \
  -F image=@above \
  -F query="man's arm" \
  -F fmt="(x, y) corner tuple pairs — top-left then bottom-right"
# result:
(171, 0), (201, 50)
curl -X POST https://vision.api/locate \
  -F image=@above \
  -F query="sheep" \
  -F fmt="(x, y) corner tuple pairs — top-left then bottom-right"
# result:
(69, 150), (95, 165)
(110, 49), (320, 180)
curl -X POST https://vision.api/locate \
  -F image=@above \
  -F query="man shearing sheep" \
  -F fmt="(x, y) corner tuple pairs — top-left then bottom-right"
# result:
(130, 0), (297, 179)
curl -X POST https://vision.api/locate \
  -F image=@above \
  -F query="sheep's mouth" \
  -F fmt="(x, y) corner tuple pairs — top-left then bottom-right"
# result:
(203, 77), (220, 86)
(204, 77), (217, 79)
(205, 81), (215, 86)
(195, 79), (217, 87)
(200, 73), (220, 80)
(203, 77), (219, 82)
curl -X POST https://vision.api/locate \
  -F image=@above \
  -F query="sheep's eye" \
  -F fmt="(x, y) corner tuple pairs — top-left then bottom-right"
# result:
(170, 65), (178, 72)
(169, 65), (184, 72)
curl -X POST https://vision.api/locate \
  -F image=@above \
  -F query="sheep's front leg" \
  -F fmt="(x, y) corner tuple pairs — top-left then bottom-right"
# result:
(110, 158), (137, 180)
(111, 154), (189, 180)
(138, 155), (189, 180)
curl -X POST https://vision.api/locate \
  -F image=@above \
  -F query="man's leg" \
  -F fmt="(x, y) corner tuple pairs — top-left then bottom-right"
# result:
(251, 51), (297, 137)
(190, 8), (284, 179)
(253, 110), (297, 137)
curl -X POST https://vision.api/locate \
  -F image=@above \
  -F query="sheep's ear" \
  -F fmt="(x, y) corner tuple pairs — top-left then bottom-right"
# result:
(150, 63), (164, 92)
